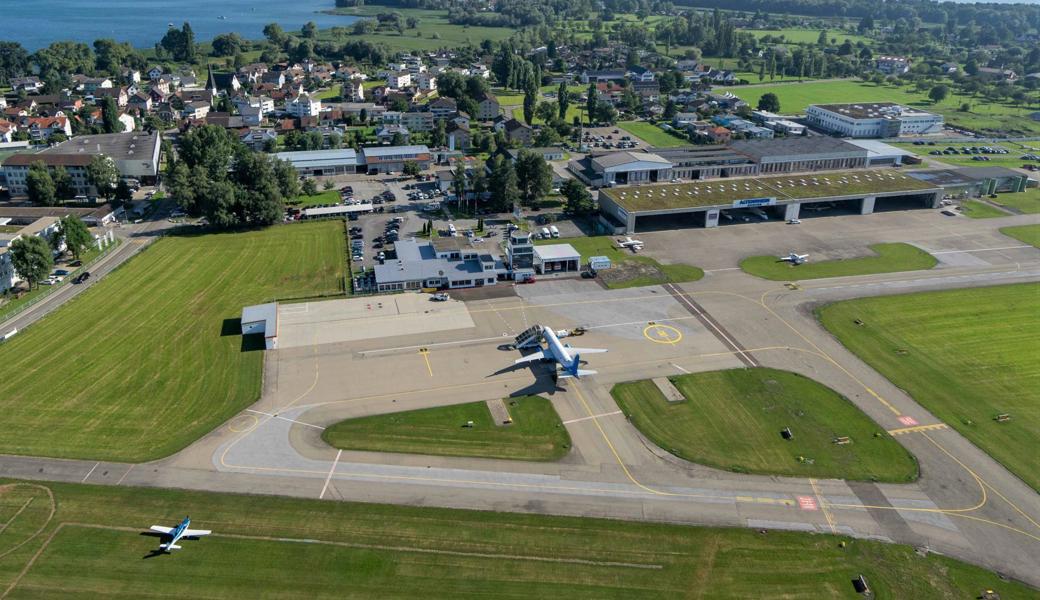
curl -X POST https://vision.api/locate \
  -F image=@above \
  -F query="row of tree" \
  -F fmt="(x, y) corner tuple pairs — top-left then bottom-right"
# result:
(7, 216), (94, 291)
(24, 156), (129, 207)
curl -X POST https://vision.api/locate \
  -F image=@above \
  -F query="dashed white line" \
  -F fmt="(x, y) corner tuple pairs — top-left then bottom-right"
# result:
(80, 462), (99, 483)
(931, 245), (1031, 255)
(562, 410), (622, 425)
(319, 449), (342, 499)
(115, 464), (134, 486)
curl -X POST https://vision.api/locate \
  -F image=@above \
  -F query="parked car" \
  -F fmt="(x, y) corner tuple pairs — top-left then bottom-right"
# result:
(73, 272), (91, 284)
(431, 292), (449, 301)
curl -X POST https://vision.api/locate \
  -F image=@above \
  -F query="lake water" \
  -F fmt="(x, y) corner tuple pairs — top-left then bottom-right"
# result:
(6, 0), (359, 51)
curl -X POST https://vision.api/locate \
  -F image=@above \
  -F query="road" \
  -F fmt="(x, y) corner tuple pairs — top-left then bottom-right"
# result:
(0, 206), (1037, 586)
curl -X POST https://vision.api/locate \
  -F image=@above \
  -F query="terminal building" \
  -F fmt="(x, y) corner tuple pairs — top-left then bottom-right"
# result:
(805, 103), (944, 138)
(597, 169), (943, 233)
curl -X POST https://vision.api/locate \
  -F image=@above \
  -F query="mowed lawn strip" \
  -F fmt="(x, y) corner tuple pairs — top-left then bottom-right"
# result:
(322, 396), (571, 461)
(1001, 224), (1040, 248)
(0, 480), (1032, 599)
(819, 283), (1040, 491)
(960, 199), (1010, 219)
(535, 236), (703, 289)
(612, 368), (917, 482)
(740, 243), (936, 281)
(991, 189), (1040, 215)
(0, 222), (345, 462)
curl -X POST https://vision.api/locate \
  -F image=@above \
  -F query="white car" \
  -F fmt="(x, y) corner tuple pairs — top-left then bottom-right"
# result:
(787, 219), (801, 224)
(431, 292), (449, 301)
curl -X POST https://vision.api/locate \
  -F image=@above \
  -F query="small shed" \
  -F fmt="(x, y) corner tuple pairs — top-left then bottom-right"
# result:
(588, 255), (612, 270)
(241, 302), (279, 350)
(533, 244), (580, 274)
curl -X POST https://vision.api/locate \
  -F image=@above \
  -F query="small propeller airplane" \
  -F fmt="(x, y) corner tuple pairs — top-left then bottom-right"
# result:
(513, 325), (607, 380)
(148, 517), (211, 552)
(616, 236), (644, 252)
(779, 252), (809, 265)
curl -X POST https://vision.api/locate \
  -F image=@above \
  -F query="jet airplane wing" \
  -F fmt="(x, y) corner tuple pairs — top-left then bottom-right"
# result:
(514, 351), (547, 364)
(150, 525), (174, 534)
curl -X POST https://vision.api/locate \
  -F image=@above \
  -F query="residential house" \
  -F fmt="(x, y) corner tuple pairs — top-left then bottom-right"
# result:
(502, 118), (533, 145)
(375, 124), (411, 144)
(627, 66), (655, 82)
(240, 105), (264, 127)
(632, 80), (660, 103)
(415, 72), (437, 92)
(238, 63), (269, 84)
(429, 97), (457, 120)
(581, 69), (627, 84)
(93, 86), (129, 108)
(874, 55), (911, 75)
(703, 126), (731, 144)
(10, 77), (43, 94)
(286, 93), (321, 118)
(156, 103), (177, 122)
(0, 121), (16, 143)
(401, 110), (434, 133)
(451, 112), (471, 128)
(346, 78), (365, 102)
(387, 71), (412, 90)
(122, 68), (141, 84)
(24, 116), (72, 141)
(261, 71), (286, 87)
(147, 66), (164, 80)
(181, 101), (211, 120)
(2, 154), (95, 196)
(446, 121), (470, 151)
(977, 67), (1018, 82)
(475, 92), (500, 121)
(128, 92), (153, 114)
(240, 128), (278, 151)
(940, 62), (959, 74)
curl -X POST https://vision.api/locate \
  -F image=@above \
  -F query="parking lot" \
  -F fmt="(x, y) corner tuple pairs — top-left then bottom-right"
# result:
(581, 126), (647, 152)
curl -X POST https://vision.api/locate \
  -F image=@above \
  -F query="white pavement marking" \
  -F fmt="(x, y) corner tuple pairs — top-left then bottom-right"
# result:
(667, 285), (759, 367)
(360, 335), (507, 355)
(705, 267), (741, 272)
(931, 245), (1031, 254)
(562, 410), (622, 425)
(319, 450), (342, 500)
(80, 462), (99, 483)
(115, 464), (134, 486)
(671, 363), (690, 374)
(246, 409), (326, 430)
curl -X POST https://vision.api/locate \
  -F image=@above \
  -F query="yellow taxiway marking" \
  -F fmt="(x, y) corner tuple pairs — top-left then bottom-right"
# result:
(227, 414), (259, 433)
(887, 423), (948, 436)
(419, 348), (433, 376)
(643, 323), (682, 345)
(809, 478), (837, 534)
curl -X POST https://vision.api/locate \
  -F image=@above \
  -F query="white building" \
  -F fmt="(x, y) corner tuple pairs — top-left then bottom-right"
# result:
(875, 55), (911, 75)
(806, 103), (944, 138)
(286, 93), (322, 118)
(415, 72), (437, 92)
(386, 72), (412, 90)
(0, 217), (64, 292)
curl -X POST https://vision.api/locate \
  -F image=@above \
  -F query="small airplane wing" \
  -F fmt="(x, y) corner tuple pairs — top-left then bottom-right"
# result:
(182, 529), (211, 537)
(149, 525), (174, 534)
(563, 348), (608, 355)
(514, 350), (547, 364)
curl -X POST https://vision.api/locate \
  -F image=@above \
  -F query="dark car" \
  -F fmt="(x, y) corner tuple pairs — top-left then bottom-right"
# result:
(73, 271), (91, 284)
(581, 270), (597, 279)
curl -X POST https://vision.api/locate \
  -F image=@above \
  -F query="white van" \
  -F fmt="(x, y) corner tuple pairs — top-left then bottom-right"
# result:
(549, 225), (560, 238)
(540, 227), (551, 239)
(448, 223), (457, 237)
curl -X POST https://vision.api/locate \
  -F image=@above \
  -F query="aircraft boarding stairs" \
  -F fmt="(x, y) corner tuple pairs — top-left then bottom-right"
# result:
(514, 325), (544, 349)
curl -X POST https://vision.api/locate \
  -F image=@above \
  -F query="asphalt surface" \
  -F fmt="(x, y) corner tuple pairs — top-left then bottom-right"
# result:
(0, 204), (1038, 586)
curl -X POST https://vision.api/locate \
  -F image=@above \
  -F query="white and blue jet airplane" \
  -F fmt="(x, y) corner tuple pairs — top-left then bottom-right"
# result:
(149, 517), (211, 552)
(513, 325), (607, 379)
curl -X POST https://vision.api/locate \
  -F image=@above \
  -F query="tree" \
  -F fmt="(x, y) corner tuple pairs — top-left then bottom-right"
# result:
(93, 39), (139, 75)
(263, 23), (288, 48)
(177, 125), (237, 180)
(56, 215), (92, 261)
(557, 81), (569, 120)
(403, 161), (421, 177)
(51, 166), (75, 200)
(452, 161), (467, 206)
(487, 156), (519, 212)
(86, 155), (119, 198)
(523, 88), (536, 125)
(273, 159), (301, 199)
(301, 177), (318, 196)
(211, 33), (245, 57)
(816, 30), (828, 47)
(535, 101), (557, 124)
(301, 21), (318, 39)
(562, 179), (594, 215)
(26, 162), (56, 206)
(101, 97), (124, 134)
(9, 235), (53, 290)
(586, 83), (598, 124)
(513, 150), (552, 207)
(757, 92), (781, 113)
(0, 42), (29, 85)
(114, 179), (134, 207)
(928, 84), (949, 104)
(322, 179), (335, 191)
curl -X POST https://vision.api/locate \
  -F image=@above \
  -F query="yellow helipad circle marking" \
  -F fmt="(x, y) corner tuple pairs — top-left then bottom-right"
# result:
(643, 324), (682, 345)
(228, 414), (259, 433)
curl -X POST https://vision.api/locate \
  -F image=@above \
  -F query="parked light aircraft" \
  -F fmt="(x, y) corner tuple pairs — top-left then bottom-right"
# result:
(513, 325), (607, 379)
(780, 252), (809, 265)
(148, 517), (211, 552)
(616, 237), (644, 252)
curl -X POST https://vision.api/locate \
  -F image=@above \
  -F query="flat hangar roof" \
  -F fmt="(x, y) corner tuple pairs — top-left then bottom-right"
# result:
(601, 170), (937, 212)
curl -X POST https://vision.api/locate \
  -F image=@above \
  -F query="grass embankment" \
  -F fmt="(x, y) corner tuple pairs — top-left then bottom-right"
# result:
(740, 243), (936, 281)
(819, 283), (1040, 491)
(991, 188), (1040, 215)
(727, 80), (1040, 136)
(1001, 224), (1040, 248)
(960, 199), (1010, 219)
(617, 121), (688, 147)
(0, 480), (1032, 599)
(0, 222), (345, 461)
(325, 6), (516, 51)
(535, 236), (703, 289)
(322, 396), (570, 461)
(612, 368), (917, 482)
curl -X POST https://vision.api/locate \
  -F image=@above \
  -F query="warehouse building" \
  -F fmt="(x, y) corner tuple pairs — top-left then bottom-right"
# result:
(361, 145), (432, 174)
(273, 149), (360, 176)
(597, 169), (942, 233)
(569, 151), (673, 187)
(729, 137), (869, 174)
(908, 166), (1032, 197)
(649, 145), (757, 180)
(533, 244), (581, 274)
(42, 131), (162, 182)
(806, 103), (944, 138)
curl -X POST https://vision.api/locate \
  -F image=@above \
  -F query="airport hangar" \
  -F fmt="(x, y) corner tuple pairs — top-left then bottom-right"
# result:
(596, 169), (943, 233)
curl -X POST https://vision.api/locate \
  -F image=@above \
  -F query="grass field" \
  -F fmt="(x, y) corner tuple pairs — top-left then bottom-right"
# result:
(322, 396), (571, 461)
(991, 189), (1040, 215)
(616, 121), (688, 147)
(893, 142), (1036, 170)
(313, 84), (341, 100)
(0, 480), (1033, 599)
(819, 283), (1040, 491)
(536, 236), (703, 289)
(289, 190), (341, 207)
(740, 27), (870, 45)
(612, 368), (917, 481)
(727, 80), (1040, 136)
(0, 223), (345, 462)
(0, 240), (120, 320)
(1001, 224), (1040, 247)
(960, 199), (1010, 219)
(741, 243), (936, 281)
(328, 7), (516, 51)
